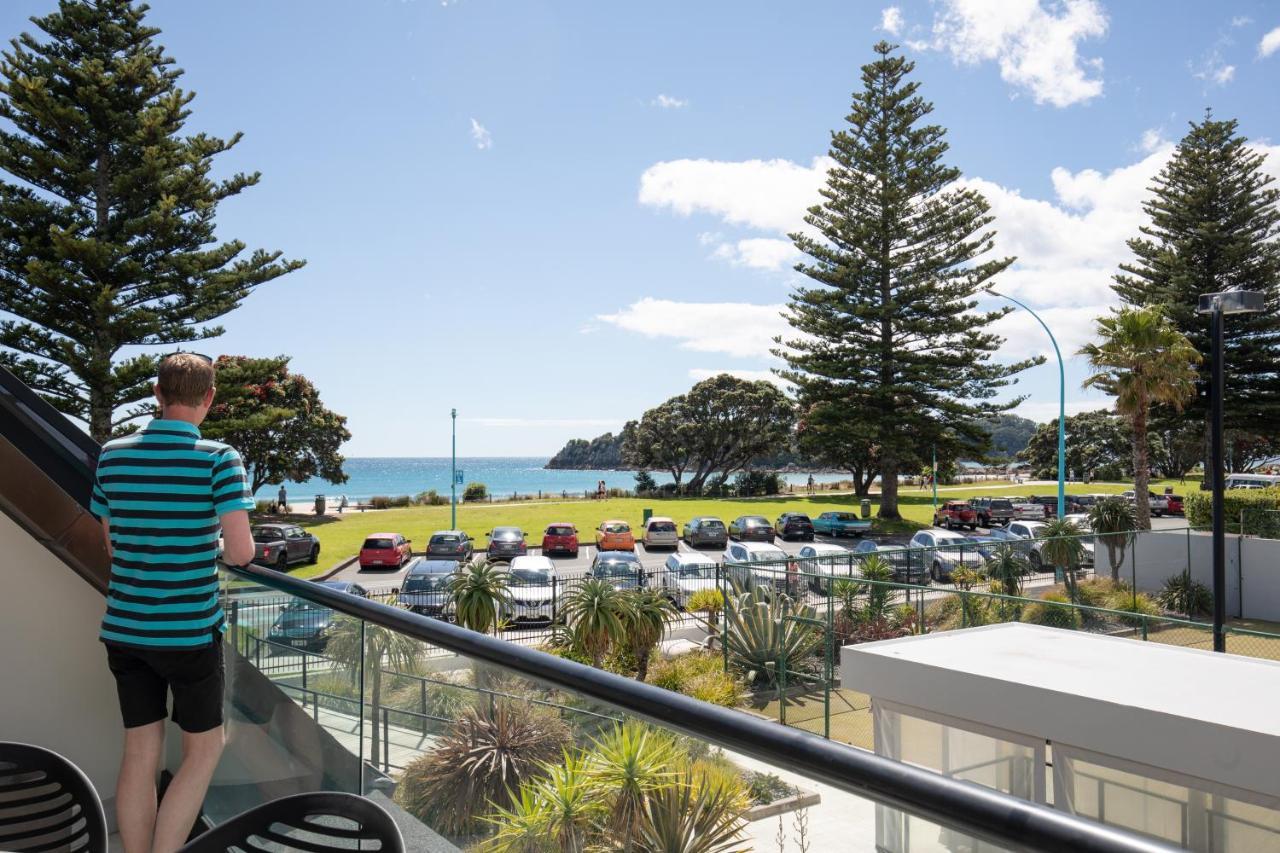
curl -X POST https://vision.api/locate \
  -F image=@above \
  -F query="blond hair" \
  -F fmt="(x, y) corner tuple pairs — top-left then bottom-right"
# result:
(157, 354), (215, 407)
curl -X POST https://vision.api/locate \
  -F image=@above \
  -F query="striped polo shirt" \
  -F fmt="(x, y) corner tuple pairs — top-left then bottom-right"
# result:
(89, 418), (255, 649)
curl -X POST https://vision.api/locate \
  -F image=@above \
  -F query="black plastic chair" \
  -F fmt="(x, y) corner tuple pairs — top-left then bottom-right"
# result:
(0, 741), (108, 853)
(177, 791), (404, 852)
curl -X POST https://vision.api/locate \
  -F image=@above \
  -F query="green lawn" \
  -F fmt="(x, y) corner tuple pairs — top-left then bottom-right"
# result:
(284, 478), (1186, 572)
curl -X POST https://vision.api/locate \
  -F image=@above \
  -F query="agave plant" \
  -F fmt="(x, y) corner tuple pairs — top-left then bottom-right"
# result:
(633, 768), (751, 853)
(1037, 516), (1087, 602)
(560, 577), (634, 668)
(585, 723), (684, 844)
(481, 786), (554, 853)
(450, 557), (513, 635)
(1088, 497), (1136, 582)
(484, 751), (602, 853)
(722, 585), (821, 687)
(395, 702), (570, 837)
(625, 587), (678, 681)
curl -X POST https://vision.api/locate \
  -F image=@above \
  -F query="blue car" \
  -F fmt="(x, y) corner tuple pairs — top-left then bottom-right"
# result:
(812, 511), (872, 538)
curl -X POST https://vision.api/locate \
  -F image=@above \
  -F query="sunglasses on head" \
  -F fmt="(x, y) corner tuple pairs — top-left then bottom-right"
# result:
(163, 351), (214, 364)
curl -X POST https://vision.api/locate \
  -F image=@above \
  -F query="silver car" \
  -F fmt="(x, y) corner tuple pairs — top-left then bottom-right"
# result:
(908, 530), (988, 583)
(504, 556), (557, 623)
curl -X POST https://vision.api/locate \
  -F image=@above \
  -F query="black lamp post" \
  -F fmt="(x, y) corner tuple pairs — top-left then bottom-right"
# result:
(1197, 290), (1265, 653)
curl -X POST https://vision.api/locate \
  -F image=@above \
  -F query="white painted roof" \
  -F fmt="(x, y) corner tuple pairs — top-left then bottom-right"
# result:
(842, 623), (1280, 798)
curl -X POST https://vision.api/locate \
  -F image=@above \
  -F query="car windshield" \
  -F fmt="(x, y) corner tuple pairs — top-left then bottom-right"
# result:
(789, 515), (811, 523)
(512, 569), (552, 583)
(938, 538), (979, 547)
(989, 500), (1012, 509)
(700, 520), (724, 529)
(649, 522), (675, 533)
(744, 517), (770, 527)
(362, 538), (394, 549)
(283, 599), (328, 613)
(402, 574), (450, 592)
(831, 513), (856, 521)
(678, 563), (716, 578)
(493, 529), (521, 540)
(747, 549), (787, 563)
(595, 561), (638, 577)
(251, 527), (282, 542)
(546, 526), (574, 536)
(604, 523), (629, 534)
(430, 535), (458, 544)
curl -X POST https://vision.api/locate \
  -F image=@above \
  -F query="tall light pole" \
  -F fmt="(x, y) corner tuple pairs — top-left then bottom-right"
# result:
(987, 288), (1065, 517)
(450, 408), (457, 530)
(1197, 290), (1264, 653)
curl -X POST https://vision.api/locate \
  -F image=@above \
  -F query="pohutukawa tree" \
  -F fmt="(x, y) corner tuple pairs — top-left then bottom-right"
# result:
(0, 0), (303, 440)
(1112, 113), (1280, 460)
(776, 42), (1037, 519)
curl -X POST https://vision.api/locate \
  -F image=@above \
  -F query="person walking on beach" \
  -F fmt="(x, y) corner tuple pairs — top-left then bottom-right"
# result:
(90, 353), (256, 853)
(807, 474), (815, 494)
(277, 484), (287, 513)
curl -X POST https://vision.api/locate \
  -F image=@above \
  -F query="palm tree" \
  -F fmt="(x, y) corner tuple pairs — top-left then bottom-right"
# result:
(985, 544), (1030, 598)
(1088, 497), (1136, 582)
(529, 752), (600, 853)
(1038, 516), (1087, 604)
(450, 557), (513, 635)
(560, 578), (633, 668)
(625, 587), (677, 681)
(635, 768), (750, 853)
(325, 615), (425, 772)
(1079, 306), (1201, 529)
(586, 723), (683, 846)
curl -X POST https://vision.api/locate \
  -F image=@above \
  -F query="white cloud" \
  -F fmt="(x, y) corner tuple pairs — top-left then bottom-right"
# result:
(1192, 53), (1236, 85)
(467, 417), (621, 429)
(880, 6), (904, 36)
(638, 157), (832, 232)
(711, 237), (800, 271)
(651, 94), (689, 109)
(688, 368), (788, 389)
(469, 118), (492, 150)
(1012, 398), (1113, 423)
(1231, 16), (1252, 28)
(598, 298), (789, 358)
(922, 0), (1108, 107)
(1261, 26), (1280, 58)
(1138, 128), (1166, 153)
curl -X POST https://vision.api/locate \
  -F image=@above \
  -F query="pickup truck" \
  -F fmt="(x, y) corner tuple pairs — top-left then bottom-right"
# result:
(252, 523), (321, 570)
(970, 497), (1015, 527)
(1121, 490), (1169, 517)
(933, 501), (978, 530)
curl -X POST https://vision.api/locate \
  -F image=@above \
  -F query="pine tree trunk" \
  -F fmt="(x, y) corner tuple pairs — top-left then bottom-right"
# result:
(1132, 401), (1152, 531)
(879, 459), (900, 519)
(89, 386), (112, 443)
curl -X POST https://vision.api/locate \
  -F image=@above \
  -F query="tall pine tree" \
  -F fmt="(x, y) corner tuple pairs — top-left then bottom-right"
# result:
(1113, 113), (1280, 449)
(777, 43), (1037, 518)
(0, 1), (304, 440)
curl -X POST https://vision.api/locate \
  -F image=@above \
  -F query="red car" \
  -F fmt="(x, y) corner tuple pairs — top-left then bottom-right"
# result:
(359, 532), (412, 570)
(1165, 494), (1184, 515)
(933, 501), (978, 530)
(541, 523), (579, 558)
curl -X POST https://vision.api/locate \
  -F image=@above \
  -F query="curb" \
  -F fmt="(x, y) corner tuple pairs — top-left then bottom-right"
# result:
(745, 790), (822, 822)
(313, 555), (359, 581)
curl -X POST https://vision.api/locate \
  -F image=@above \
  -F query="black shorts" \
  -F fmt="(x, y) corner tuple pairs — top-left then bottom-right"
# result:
(104, 640), (225, 733)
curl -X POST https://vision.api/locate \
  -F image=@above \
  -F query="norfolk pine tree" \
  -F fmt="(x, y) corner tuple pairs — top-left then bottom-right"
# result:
(0, 0), (303, 440)
(776, 43), (1037, 519)
(1112, 114), (1280, 451)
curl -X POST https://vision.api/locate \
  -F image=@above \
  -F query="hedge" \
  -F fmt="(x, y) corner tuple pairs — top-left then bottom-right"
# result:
(1184, 487), (1280, 535)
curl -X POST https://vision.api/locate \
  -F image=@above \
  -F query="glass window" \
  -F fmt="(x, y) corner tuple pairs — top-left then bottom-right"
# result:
(362, 538), (394, 549)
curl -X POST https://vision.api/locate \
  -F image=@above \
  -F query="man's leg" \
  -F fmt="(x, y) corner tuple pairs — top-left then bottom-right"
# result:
(116, 721), (164, 853)
(149, 726), (224, 853)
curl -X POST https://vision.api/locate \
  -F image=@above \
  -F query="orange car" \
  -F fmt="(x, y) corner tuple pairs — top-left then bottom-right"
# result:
(594, 519), (635, 551)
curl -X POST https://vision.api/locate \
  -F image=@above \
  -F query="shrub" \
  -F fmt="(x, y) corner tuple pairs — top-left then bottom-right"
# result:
(415, 489), (449, 506)
(1106, 591), (1162, 627)
(733, 470), (783, 497)
(1185, 487), (1280, 534)
(634, 470), (657, 493)
(370, 495), (391, 509)
(1157, 573), (1213, 617)
(686, 588), (725, 625)
(742, 771), (798, 806)
(463, 482), (488, 502)
(723, 587), (822, 687)
(390, 494), (412, 508)
(1021, 592), (1081, 630)
(647, 651), (740, 707)
(253, 499), (276, 515)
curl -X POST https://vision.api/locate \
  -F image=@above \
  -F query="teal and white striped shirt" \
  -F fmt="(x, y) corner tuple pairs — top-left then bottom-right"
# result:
(90, 418), (255, 649)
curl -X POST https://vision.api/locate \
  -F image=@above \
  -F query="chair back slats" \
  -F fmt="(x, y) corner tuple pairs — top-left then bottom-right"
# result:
(179, 793), (403, 853)
(0, 745), (106, 853)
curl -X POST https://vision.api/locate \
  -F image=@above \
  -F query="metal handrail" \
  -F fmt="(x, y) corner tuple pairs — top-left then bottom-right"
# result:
(226, 560), (1174, 853)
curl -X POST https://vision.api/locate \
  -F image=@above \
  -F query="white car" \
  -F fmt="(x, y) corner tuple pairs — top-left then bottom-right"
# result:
(504, 555), (557, 623)
(795, 542), (855, 591)
(1121, 490), (1169, 517)
(908, 529), (988, 583)
(723, 541), (790, 593)
(993, 519), (1093, 570)
(642, 516), (680, 550)
(1011, 502), (1046, 520)
(661, 552), (718, 607)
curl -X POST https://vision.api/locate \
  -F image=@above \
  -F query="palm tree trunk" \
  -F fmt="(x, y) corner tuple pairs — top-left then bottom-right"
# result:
(635, 647), (650, 682)
(1132, 401), (1152, 531)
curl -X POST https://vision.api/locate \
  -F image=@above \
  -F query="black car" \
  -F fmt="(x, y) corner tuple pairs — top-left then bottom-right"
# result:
(589, 550), (646, 590)
(486, 526), (527, 562)
(774, 512), (815, 542)
(682, 516), (728, 548)
(425, 530), (473, 561)
(729, 515), (775, 542)
(267, 581), (367, 652)
(399, 559), (456, 618)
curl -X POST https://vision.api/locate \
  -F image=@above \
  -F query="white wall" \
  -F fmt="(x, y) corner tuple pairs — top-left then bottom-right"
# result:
(0, 509), (123, 813)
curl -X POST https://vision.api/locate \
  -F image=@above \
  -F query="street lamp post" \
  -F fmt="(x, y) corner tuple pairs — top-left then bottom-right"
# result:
(450, 408), (457, 530)
(987, 288), (1065, 517)
(1197, 290), (1265, 653)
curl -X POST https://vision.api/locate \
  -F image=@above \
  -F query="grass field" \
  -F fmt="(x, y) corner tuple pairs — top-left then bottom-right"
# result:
(282, 478), (1188, 576)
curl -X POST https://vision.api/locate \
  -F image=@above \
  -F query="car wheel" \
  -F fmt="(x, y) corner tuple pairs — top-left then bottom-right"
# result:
(308, 545), (319, 565)
(571, 549), (579, 559)
(1029, 551), (1043, 571)
(969, 524), (977, 531)
(276, 553), (288, 572)
(931, 562), (941, 582)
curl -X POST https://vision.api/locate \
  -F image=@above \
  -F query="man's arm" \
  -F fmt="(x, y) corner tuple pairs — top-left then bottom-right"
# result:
(219, 509), (255, 566)
(99, 516), (112, 560)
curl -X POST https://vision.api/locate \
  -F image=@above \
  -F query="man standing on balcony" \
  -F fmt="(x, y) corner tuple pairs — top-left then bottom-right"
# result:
(89, 353), (256, 853)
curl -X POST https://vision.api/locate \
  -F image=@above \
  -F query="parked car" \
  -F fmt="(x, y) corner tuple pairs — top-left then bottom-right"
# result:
(683, 516), (728, 548)
(661, 552), (718, 608)
(722, 540), (790, 592)
(589, 550), (645, 589)
(969, 498), (1015, 528)
(267, 581), (367, 651)
(852, 539), (927, 585)
(908, 529), (988, 582)
(811, 511), (872, 538)
(774, 512), (815, 541)
(486, 526), (528, 562)
(933, 501), (978, 530)
(1011, 500), (1048, 520)
(252, 524), (321, 571)
(1021, 494), (1086, 517)
(595, 520), (635, 552)
(398, 559), (456, 619)
(989, 520), (1092, 570)
(425, 530), (473, 561)
(729, 515), (775, 542)
(1121, 490), (1169, 517)
(796, 542), (855, 591)
(541, 523), (579, 558)
(358, 532), (412, 571)
(505, 556), (557, 624)
(1165, 494), (1184, 515)
(642, 517), (680, 550)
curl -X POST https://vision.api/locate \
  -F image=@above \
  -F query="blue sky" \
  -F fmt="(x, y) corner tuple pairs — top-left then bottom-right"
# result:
(3, 0), (1279, 456)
